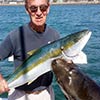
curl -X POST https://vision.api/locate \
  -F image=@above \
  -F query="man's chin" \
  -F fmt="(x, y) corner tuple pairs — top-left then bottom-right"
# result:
(35, 23), (45, 27)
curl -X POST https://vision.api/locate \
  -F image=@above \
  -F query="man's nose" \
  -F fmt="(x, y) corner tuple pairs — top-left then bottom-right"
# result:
(36, 7), (42, 15)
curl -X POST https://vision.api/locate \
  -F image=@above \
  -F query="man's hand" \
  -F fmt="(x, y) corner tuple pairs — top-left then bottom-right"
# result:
(0, 74), (10, 94)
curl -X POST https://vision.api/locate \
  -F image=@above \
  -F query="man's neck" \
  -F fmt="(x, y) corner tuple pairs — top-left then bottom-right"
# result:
(29, 22), (46, 33)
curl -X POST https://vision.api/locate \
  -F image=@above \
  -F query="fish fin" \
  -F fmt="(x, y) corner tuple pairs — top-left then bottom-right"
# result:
(27, 80), (34, 85)
(27, 78), (36, 85)
(27, 49), (38, 56)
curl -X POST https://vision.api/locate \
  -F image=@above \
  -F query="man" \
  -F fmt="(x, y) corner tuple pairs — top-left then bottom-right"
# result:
(0, 0), (60, 100)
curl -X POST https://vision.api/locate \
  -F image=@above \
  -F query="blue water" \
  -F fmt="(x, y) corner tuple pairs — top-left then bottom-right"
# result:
(0, 4), (100, 99)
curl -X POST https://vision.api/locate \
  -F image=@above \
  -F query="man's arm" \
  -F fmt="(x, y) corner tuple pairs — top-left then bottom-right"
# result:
(0, 74), (9, 94)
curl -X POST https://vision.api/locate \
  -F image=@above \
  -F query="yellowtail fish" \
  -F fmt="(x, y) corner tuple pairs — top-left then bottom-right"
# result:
(7, 29), (91, 88)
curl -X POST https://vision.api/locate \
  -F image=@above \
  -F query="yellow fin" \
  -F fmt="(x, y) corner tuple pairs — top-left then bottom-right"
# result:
(27, 79), (35, 85)
(27, 49), (38, 56)
(27, 81), (33, 85)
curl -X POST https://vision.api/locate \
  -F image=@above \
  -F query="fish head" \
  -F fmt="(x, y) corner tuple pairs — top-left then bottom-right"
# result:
(61, 30), (92, 57)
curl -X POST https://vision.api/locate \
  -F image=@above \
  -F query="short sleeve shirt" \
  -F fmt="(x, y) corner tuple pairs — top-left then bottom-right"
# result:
(0, 23), (60, 91)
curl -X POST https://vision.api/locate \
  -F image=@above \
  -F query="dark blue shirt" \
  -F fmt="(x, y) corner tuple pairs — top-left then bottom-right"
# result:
(0, 23), (60, 91)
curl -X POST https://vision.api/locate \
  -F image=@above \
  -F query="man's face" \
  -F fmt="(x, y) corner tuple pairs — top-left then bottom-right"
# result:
(26, 0), (50, 26)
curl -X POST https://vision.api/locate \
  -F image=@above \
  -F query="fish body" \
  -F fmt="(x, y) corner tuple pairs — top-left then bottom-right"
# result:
(7, 30), (91, 88)
(52, 58), (100, 100)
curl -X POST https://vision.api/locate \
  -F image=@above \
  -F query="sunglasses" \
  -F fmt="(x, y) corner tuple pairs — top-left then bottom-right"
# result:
(29, 4), (49, 13)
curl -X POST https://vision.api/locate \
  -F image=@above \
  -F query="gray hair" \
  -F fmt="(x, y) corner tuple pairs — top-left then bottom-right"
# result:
(25, 0), (50, 4)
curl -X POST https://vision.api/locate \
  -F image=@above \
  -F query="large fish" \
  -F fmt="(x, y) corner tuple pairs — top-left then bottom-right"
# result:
(7, 29), (91, 88)
(51, 58), (100, 100)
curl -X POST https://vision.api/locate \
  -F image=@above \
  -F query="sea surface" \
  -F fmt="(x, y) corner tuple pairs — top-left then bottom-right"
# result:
(0, 4), (100, 100)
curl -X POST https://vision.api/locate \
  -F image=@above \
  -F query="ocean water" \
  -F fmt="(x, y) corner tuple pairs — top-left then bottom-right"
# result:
(0, 4), (100, 99)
